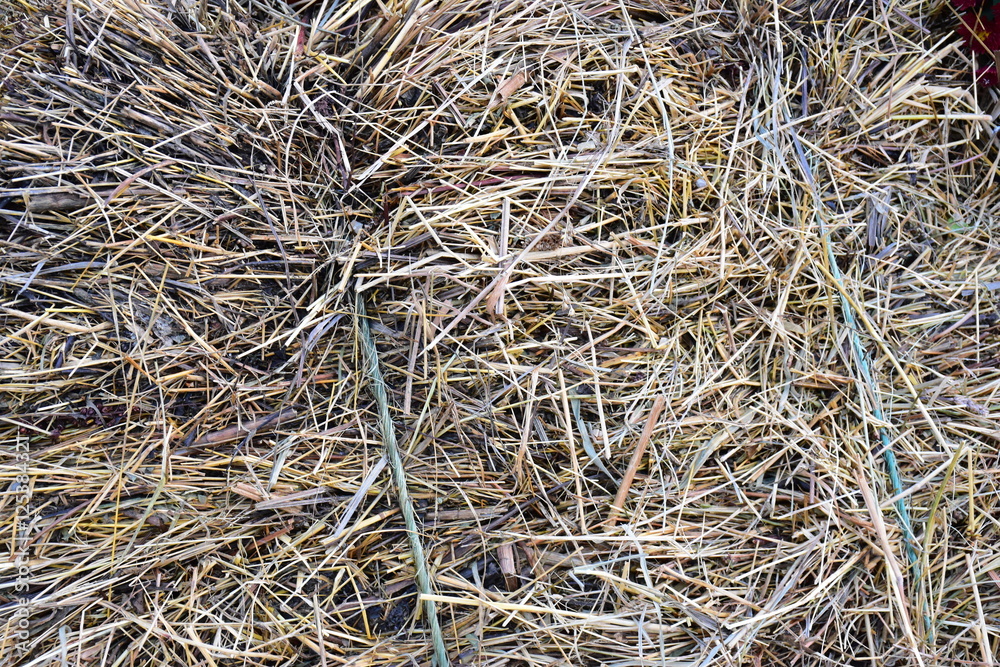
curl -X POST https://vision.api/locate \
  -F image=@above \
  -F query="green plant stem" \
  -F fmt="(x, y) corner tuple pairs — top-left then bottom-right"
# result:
(790, 131), (928, 639)
(356, 290), (449, 667)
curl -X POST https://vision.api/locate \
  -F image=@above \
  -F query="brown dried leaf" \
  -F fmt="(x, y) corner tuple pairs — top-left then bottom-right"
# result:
(491, 70), (527, 108)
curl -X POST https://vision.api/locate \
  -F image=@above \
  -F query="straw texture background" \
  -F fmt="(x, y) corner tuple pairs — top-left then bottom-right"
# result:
(2, 0), (1000, 664)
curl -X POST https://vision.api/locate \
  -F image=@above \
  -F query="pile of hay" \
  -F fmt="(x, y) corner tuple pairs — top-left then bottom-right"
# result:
(2, 0), (999, 663)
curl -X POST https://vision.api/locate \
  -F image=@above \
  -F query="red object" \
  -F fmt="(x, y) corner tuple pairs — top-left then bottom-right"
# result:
(956, 2), (1000, 53)
(976, 65), (999, 86)
(952, 1), (1000, 86)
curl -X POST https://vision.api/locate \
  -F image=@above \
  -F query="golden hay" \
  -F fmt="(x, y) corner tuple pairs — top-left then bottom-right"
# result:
(2, 0), (1000, 664)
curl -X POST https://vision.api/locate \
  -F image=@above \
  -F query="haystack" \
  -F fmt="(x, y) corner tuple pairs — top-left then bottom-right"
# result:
(2, 0), (999, 664)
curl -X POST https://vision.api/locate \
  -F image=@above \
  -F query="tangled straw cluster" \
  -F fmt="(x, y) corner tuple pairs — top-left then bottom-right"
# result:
(2, 0), (1000, 665)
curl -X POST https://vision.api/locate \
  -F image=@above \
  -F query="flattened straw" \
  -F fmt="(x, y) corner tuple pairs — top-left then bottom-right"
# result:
(608, 396), (665, 525)
(355, 289), (449, 667)
(332, 455), (388, 537)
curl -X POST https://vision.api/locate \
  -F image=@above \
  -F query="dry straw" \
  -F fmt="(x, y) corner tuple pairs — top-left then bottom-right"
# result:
(2, 0), (1000, 664)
